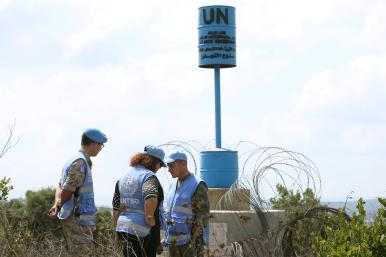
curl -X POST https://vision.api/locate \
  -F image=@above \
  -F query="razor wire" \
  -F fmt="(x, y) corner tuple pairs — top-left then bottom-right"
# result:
(157, 141), (347, 257)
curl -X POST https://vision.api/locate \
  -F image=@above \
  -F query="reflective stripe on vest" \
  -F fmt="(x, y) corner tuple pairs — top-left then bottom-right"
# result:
(172, 206), (193, 215)
(79, 214), (96, 222)
(116, 219), (150, 236)
(79, 187), (93, 193)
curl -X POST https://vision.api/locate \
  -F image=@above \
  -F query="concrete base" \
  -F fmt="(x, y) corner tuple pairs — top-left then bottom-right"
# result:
(207, 188), (285, 256)
(208, 209), (284, 244)
(208, 188), (250, 210)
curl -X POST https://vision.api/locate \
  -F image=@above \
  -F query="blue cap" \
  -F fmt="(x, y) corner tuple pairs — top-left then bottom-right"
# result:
(144, 145), (166, 167)
(83, 128), (108, 144)
(165, 151), (187, 164)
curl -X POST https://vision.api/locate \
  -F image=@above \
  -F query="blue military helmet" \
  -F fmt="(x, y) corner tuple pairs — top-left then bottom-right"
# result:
(144, 145), (166, 167)
(83, 128), (108, 144)
(165, 151), (187, 164)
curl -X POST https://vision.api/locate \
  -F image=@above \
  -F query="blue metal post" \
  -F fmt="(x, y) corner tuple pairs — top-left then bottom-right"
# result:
(214, 66), (221, 148)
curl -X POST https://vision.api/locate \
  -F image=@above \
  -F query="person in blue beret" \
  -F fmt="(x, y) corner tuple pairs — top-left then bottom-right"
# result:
(112, 145), (165, 257)
(48, 128), (107, 257)
(162, 150), (210, 257)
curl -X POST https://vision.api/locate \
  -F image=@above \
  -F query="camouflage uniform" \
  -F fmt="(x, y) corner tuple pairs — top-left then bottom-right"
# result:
(59, 155), (95, 257)
(61, 216), (94, 256)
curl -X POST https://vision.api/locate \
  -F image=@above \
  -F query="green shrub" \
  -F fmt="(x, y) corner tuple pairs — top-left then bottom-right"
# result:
(25, 187), (61, 239)
(0, 177), (13, 201)
(311, 198), (386, 257)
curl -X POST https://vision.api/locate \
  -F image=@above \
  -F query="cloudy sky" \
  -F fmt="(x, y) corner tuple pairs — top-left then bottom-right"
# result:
(1, 0), (385, 206)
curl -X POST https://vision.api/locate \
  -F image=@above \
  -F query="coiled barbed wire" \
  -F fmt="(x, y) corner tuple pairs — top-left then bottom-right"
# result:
(211, 142), (323, 256)
(233, 141), (321, 209)
(157, 141), (346, 257)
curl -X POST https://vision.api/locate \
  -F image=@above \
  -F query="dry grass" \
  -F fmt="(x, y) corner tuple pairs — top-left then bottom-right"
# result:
(0, 229), (171, 257)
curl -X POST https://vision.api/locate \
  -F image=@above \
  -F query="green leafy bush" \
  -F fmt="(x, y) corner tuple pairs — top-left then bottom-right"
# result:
(311, 198), (386, 257)
(25, 188), (61, 239)
(0, 186), (119, 256)
(269, 184), (321, 220)
(0, 177), (13, 201)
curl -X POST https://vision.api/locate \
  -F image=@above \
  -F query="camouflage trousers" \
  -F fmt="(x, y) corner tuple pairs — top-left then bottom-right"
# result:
(60, 216), (94, 257)
(168, 242), (205, 257)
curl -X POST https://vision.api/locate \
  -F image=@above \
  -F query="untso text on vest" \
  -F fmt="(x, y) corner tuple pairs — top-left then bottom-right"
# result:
(58, 151), (97, 226)
(116, 165), (154, 237)
(164, 175), (202, 246)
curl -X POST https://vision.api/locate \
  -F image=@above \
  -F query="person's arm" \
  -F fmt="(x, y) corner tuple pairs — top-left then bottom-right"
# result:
(48, 159), (86, 218)
(112, 181), (120, 227)
(191, 182), (210, 239)
(48, 184), (74, 218)
(142, 176), (159, 227)
(54, 184), (61, 205)
(144, 198), (157, 226)
(113, 210), (120, 227)
(58, 189), (73, 207)
(48, 184), (62, 218)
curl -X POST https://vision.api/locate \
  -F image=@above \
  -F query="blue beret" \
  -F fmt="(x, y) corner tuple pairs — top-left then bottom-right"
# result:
(83, 128), (108, 144)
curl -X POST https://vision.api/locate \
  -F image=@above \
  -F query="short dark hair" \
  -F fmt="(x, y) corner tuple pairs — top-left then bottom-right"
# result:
(81, 133), (97, 146)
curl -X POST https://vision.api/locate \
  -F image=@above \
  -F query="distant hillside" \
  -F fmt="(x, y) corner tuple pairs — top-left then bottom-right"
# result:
(322, 198), (382, 222)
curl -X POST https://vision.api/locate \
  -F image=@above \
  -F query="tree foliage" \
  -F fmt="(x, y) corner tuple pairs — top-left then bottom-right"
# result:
(269, 184), (386, 257)
(269, 184), (321, 220)
(0, 187), (116, 256)
(25, 187), (61, 238)
(95, 207), (114, 234)
(0, 177), (14, 201)
(269, 184), (323, 256)
(311, 198), (386, 257)
(94, 207), (115, 253)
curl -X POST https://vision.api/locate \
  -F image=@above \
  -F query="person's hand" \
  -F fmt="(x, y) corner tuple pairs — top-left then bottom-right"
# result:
(48, 204), (60, 219)
(156, 244), (163, 255)
(145, 215), (156, 227)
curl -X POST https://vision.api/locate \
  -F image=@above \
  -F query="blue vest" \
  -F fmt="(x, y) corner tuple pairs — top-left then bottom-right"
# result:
(58, 151), (97, 226)
(164, 175), (202, 246)
(116, 165), (154, 237)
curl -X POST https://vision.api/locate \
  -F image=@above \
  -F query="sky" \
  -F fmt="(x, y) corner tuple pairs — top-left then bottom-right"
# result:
(0, 0), (385, 206)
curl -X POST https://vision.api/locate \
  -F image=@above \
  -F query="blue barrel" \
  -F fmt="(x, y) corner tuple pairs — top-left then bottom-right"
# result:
(200, 150), (239, 188)
(198, 5), (236, 68)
